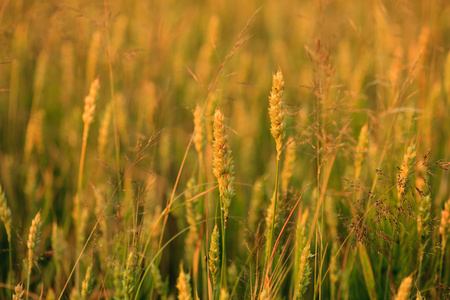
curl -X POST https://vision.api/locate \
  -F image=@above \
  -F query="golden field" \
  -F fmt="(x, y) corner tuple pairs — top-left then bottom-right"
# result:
(0, 0), (450, 299)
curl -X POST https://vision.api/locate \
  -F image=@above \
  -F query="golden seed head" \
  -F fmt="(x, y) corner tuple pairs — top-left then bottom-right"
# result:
(176, 264), (192, 300)
(394, 275), (413, 300)
(123, 251), (137, 298)
(81, 265), (94, 298)
(212, 108), (235, 221)
(397, 144), (416, 199)
(27, 212), (42, 271)
(355, 124), (369, 179)
(193, 105), (206, 154)
(82, 78), (100, 126)
(0, 185), (12, 239)
(268, 69), (286, 158)
(13, 283), (24, 300)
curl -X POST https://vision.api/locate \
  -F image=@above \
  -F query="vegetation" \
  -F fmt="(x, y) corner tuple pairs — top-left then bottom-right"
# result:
(1, 0), (450, 299)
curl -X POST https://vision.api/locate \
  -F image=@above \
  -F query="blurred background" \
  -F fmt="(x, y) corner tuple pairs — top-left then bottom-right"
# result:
(0, 0), (450, 298)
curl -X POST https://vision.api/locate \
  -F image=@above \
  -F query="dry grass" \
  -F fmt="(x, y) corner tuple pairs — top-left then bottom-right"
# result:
(0, 0), (450, 299)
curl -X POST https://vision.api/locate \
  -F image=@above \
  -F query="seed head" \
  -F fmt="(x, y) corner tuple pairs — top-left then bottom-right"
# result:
(193, 105), (206, 155)
(268, 69), (286, 158)
(176, 263), (192, 300)
(397, 144), (416, 199)
(355, 124), (369, 179)
(27, 212), (42, 273)
(13, 283), (24, 300)
(208, 225), (220, 287)
(82, 78), (99, 126)
(394, 275), (413, 300)
(0, 185), (12, 240)
(212, 108), (235, 223)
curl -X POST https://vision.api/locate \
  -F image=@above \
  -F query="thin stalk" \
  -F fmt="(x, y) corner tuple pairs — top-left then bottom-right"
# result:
(266, 158), (281, 270)
(8, 236), (12, 297)
(198, 152), (209, 300)
(220, 200), (227, 290)
(26, 266), (31, 300)
(76, 125), (89, 289)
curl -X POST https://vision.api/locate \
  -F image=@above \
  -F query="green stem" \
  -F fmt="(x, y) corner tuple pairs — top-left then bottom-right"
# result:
(8, 236), (12, 297)
(220, 196), (227, 290)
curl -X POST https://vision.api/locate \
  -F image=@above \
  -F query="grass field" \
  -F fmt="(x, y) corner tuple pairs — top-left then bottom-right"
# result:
(1, 0), (450, 299)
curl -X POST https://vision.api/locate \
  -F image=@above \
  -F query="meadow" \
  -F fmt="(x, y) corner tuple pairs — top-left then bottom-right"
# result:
(0, 0), (450, 299)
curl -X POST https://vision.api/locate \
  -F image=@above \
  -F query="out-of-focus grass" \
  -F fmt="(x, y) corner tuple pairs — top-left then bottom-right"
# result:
(0, 0), (450, 299)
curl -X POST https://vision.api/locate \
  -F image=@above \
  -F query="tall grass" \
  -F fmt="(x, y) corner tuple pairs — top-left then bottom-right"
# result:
(0, 0), (450, 299)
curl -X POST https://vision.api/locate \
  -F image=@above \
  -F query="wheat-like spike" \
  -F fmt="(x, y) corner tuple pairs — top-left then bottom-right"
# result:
(0, 185), (12, 240)
(13, 283), (24, 300)
(397, 144), (416, 199)
(123, 251), (137, 300)
(394, 275), (413, 300)
(81, 265), (94, 299)
(27, 212), (42, 273)
(417, 195), (431, 242)
(208, 225), (220, 287)
(281, 137), (296, 193)
(176, 263), (192, 300)
(193, 105), (206, 155)
(212, 108), (235, 225)
(26, 212), (42, 300)
(296, 243), (312, 299)
(82, 78), (99, 128)
(354, 123), (369, 179)
(268, 69), (286, 159)
(294, 210), (311, 300)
